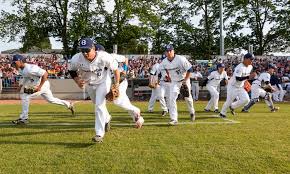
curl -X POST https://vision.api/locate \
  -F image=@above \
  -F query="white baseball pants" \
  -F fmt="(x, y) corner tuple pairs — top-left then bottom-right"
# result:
(148, 84), (168, 112)
(113, 79), (140, 121)
(220, 85), (250, 116)
(86, 78), (111, 138)
(19, 81), (71, 120)
(205, 85), (220, 110)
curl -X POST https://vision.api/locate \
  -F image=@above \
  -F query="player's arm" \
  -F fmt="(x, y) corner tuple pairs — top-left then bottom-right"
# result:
(68, 70), (86, 89)
(184, 66), (193, 83)
(36, 71), (48, 91)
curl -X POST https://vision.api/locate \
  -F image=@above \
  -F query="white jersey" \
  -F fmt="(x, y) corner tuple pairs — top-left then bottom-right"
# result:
(20, 63), (46, 88)
(159, 55), (192, 82)
(228, 63), (253, 88)
(207, 70), (228, 87)
(150, 63), (160, 76)
(69, 51), (118, 85)
(111, 53), (126, 63)
(252, 72), (271, 87)
(191, 71), (203, 82)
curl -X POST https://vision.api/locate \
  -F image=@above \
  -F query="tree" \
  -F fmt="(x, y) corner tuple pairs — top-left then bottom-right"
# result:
(225, 0), (286, 55)
(0, 0), (52, 52)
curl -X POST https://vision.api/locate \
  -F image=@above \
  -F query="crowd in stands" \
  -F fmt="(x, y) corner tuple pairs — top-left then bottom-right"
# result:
(1, 53), (290, 92)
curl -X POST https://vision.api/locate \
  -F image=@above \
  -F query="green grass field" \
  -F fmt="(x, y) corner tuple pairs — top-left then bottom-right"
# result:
(0, 101), (289, 174)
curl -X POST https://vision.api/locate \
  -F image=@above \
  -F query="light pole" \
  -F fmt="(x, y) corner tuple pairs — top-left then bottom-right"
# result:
(220, 0), (224, 56)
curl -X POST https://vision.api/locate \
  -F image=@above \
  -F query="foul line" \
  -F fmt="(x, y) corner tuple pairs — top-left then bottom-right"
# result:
(0, 115), (240, 126)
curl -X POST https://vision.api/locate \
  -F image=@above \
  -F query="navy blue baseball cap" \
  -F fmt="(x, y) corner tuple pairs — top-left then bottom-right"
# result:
(12, 54), (24, 63)
(79, 38), (94, 49)
(165, 44), (174, 52)
(244, 53), (254, 60)
(268, 63), (277, 69)
(95, 44), (105, 51)
(217, 63), (225, 68)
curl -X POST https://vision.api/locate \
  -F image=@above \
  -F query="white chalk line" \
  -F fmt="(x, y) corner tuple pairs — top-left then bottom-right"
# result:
(0, 115), (240, 126)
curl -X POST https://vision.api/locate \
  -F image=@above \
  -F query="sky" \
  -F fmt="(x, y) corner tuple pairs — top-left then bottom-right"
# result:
(0, 0), (273, 53)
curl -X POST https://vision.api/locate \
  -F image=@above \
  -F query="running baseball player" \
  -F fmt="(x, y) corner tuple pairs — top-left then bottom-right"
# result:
(219, 53), (253, 118)
(11, 54), (74, 125)
(242, 64), (279, 112)
(69, 38), (120, 143)
(191, 67), (203, 101)
(204, 63), (228, 113)
(148, 56), (168, 116)
(159, 45), (195, 125)
(95, 44), (144, 128)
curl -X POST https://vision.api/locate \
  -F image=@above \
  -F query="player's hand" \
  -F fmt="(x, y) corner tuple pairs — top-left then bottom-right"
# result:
(35, 86), (41, 92)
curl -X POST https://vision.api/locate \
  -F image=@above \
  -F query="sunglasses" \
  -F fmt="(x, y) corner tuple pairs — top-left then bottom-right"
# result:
(81, 48), (91, 54)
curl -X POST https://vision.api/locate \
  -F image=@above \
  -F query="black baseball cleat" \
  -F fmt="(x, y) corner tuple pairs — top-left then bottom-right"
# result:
(190, 113), (195, 122)
(219, 113), (226, 118)
(241, 109), (249, 113)
(204, 109), (211, 112)
(161, 111), (168, 117)
(229, 106), (236, 115)
(271, 107), (280, 112)
(213, 109), (219, 113)
(92, 135), (103, 143)
(12, 118), (29, 125)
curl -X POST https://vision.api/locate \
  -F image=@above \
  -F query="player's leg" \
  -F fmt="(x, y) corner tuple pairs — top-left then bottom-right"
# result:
(148, 88), (157, 112)
(263, 92), (279, 112)
(242, 86), (260, 112)
(92, 78), (111, 143)
(205, 85), (219, 111)
(191, 82), (196, 100)
(156, 85), (168, 113)
(232, 88), (250, 109)
(196, 83), (200, 100)
(168, 83), (179, 125)
(113, 80), (143, 128)
(220, 86), (237, 117)
(184, 80), (195, 121)
(12, 90), (42, 124)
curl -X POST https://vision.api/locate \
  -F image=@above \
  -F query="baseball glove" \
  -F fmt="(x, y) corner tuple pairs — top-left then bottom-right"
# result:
(180, 83), (190, 98)
(263, 86), (274, 93)
(148, 82), (157, 89)
(244, 80), (251, 92)
(24, 87), (37, 94)
(106, 84), (120, 101)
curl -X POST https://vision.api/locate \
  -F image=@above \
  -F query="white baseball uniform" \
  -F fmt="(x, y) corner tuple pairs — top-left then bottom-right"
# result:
(243, 72), (276, 110)
(220, 63), (252, 116)
(159, 55), (195, 122)
(18, 63), (72, 120)
(191, 71), (203, 100)
(69, 51), (118, 138)
(205, 70), (228, 111)
(110, 53), (142, 122)
(148, 62), (168, 112)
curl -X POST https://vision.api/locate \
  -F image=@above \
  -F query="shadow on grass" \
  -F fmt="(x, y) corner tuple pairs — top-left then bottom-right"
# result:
(0, 140), (95, 148)
(0, 129), (87, 137)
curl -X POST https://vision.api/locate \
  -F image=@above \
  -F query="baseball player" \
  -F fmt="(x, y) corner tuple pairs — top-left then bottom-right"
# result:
(148, 55), (168, 116)
(159, 45), (195, 125)
(11, 54), (74, 125)
(242, 64), (279, 112)
(219, 53), (254, 118)
(191, 67), (203, 101)
(69, 38), (120, 143)
(95, 44), (144, 128)
(204, 63), (228, 113)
